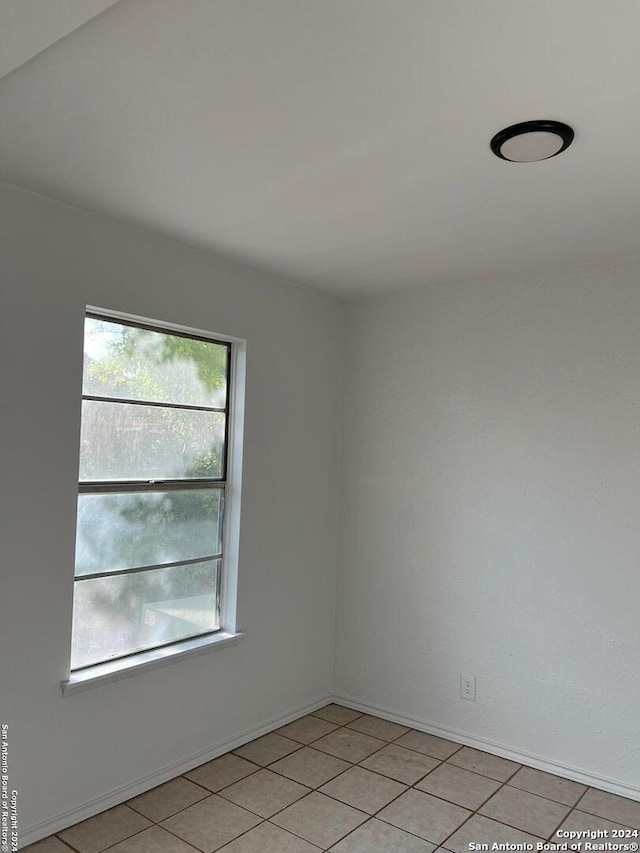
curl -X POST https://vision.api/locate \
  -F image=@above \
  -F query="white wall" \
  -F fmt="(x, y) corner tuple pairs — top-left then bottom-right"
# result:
(0, 184), (344, 842)
(335, 264), (640, 794)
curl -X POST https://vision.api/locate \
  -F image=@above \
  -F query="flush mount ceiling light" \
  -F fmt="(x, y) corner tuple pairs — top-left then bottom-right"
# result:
(490, 120), (574, 162)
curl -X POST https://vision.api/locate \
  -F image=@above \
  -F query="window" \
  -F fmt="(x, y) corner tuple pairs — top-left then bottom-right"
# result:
(70, 310), (240, 675)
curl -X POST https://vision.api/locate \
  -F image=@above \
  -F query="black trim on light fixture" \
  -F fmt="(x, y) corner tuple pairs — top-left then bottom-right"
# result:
(490, 120), (574, 162)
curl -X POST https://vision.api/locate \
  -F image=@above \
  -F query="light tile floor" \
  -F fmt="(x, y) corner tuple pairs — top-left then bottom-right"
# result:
(23, 705), (640, 853)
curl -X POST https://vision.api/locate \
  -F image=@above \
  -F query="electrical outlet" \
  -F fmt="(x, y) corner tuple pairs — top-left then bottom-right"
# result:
(460, 674), (476, 701)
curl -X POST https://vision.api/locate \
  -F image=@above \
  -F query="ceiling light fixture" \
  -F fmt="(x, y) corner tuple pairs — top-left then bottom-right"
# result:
(490, 120), (574, 163)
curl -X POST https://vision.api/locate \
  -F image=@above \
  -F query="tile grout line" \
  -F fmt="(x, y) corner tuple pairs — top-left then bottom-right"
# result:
(243, 720), (377, 849)
(157, 720), (373, 851)
(434, 760), (541, 850)
(352, 736), (615, 848)
(125, 774), (220, 821)
(256, 719), (543, 850)
(544, 785), (637, 839)
(52, 713), (475, 850)
(51, 836), (83, 853)
(261, 713), (640, 834)
(545, 786), (592, 843)
(203, 718), (424, 851)
(53, 720), (537, 851)
(47, 707), (638, 852)
(72, 820), (183, 853)
(160, 814), (256, 853)
(45, 725), (567, 852)
(55, 808), (157, 853)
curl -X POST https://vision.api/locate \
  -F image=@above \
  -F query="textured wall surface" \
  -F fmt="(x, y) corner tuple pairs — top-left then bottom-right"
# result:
(0, 184), (343, 840)
(335, 264), (640, 791)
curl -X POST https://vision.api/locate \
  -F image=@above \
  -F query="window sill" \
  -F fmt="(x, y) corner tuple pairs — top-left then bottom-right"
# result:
(61, 631), (245, 696)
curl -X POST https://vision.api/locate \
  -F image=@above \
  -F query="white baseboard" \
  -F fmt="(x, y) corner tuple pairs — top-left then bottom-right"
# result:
(20, 694), (332, 849)
(332, 693), (640, 803)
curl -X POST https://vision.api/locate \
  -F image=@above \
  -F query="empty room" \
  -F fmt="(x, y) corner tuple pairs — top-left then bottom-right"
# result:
(2, 1), (639, 851)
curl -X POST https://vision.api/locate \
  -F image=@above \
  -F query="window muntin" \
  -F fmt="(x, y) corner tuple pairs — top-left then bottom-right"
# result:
(71, 313), (231, 671)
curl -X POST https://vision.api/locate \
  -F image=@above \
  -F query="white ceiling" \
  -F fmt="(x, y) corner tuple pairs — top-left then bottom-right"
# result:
(1, 0), (640, 294)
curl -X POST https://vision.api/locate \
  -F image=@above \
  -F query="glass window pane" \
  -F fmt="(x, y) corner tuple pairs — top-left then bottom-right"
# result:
(79, 400), (225, 481)
(71, 559), (220, 670)
(83, 317), (228, 409)
(75, 489), (223, 575)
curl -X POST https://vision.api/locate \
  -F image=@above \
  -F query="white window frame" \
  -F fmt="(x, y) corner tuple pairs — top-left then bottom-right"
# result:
(62, 306), (246, 695)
